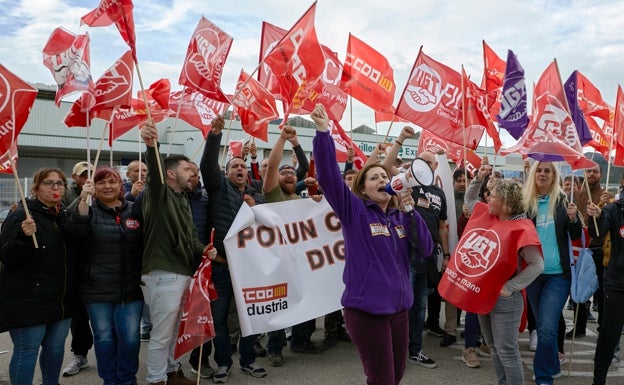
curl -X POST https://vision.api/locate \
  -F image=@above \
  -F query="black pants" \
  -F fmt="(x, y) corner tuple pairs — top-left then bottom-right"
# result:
(592, 248), (605, 327)
(593, 289), (624, 385)
(70, 301), (93, 356)
(189, 341), (213, 367)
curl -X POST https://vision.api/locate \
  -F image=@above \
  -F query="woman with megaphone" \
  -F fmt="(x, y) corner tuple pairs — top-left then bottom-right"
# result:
(311, 104), (433, 385)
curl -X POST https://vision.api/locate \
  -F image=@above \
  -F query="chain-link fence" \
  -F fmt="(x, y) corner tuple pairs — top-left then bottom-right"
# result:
(0, 178), (29, 221)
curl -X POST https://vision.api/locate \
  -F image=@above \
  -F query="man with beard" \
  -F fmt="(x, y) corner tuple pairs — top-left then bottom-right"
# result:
(263, 126), (324, 367)
(200, 116), (267, 383)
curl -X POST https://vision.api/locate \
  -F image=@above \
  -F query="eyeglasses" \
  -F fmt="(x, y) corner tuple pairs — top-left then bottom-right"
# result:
(41, 180), (66, 188)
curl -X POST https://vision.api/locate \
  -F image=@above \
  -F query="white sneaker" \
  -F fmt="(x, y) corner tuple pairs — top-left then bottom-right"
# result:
(529, 330), (538, 351)
(62, 354), (88, 376)
(191, 363), (215, 379)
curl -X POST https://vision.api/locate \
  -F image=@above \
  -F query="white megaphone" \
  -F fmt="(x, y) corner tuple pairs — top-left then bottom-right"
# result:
(384, 158), (434, 212)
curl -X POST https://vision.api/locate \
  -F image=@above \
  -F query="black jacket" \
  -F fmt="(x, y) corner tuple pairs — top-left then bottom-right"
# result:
(590, 201), (624, 291)
(0, 199), (88, 332)
(68, 198), (143, 303)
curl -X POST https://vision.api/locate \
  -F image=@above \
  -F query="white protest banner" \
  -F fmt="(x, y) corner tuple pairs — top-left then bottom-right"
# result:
(224, 198), (345, 337)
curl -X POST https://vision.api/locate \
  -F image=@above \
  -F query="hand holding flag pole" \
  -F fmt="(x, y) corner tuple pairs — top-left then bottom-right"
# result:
(8, 156), (38, 248)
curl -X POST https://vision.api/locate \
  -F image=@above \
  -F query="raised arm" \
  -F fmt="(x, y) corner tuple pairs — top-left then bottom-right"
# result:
(263, 126), (296, 193)
(382, 126), (415, 177)
(199, 115), (225, 195)
(290, 134), (309, 181)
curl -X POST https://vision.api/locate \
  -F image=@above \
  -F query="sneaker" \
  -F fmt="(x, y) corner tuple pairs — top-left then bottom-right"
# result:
(62, 354), (88, 376)
(254, 340), (267, 357)
(191, 363), (215, 379)
(167, 369), (195, 385)
(478, 342), (491, 357)
(592, 302), (598, 312)
(529, 329), (538, 351)
(587, 312), (597, 323)
(240, 362), (267, 378)
(461, 347), (481, 368)
(140, 332), (150, 342)
(268, 353), (283, 367)
(559, 352), (569, 365)
(409, 351), (438, 369)
(426, 325), (446, 337)
(291, 341), (324, 354)
(440, 334), (457, 347)
(213, 366), (231, 384)
(565, 329), (586, 339)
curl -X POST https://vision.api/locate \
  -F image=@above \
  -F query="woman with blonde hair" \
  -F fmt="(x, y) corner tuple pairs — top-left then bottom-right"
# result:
(523, 161), (581, 385)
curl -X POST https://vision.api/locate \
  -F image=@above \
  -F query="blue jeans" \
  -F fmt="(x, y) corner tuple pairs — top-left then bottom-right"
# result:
(9, 318), (71, 385)
(408, 260), (431, 356)
(479, 291), (525, 385)
(526, 274), (570, 385)
(86, 301), (143, 385)
(211, 263), (257, 368)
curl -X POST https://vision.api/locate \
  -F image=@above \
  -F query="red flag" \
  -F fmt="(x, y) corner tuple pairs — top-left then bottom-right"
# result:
(179, 17), (232, 104)
(232, 69), (278, 142)
(481, 40), (505, 117)
(586, 116), (610, 157)
(340, 33), (395, 112)
(374, 105), (410, 124)
(0, 64), (38, 154)
(0, 142), (18, 174)
(287, 46), (347, 121)
(259, 21), (288, 102)
(263, 3), (325, 107)
(169, 90), (229, 137)
(576, 71), (612, 121)
(108, 106), (148, 146)
(501, 61), (596, 169)
(613, 86), (624, 166)
(146, 79), (171, 110)
(330, 121), (367, 170)
(417, 129), (463, 164)
(461, 150), (483, 178)
(42, 28), (95, 108)
(229, 140), (244, 158)
(396, 48), (484, 149)
(462, 67), (502, 153)
(174, 256), (216, 360)
(81, 0), (136, 60)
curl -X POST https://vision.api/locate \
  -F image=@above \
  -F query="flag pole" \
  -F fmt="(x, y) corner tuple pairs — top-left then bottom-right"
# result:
(167, 86), (186, 157)
(605, 131), (615, 192)
(92, 122), (109, 171)
(8, 156), (38, 248)
(220, 109), (236, 167)
(461, 65), (468, 183)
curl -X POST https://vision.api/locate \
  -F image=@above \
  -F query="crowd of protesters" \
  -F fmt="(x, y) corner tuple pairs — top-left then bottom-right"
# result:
(0, 104), (619, 385)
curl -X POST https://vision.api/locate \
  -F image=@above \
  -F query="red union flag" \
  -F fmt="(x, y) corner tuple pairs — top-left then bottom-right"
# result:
(169, 90), (229, 137)
(330, 121), (367, 170)
(108, 106), (148, 146)
(259, 21), (288, 101)
(396, 48), (483, 149)
(232, 69), (278, 142)
(341, 33), (395, 112)
(81, 0), (136, 59)
(462, 67), (502, 153)
(481, 40), (506, 117)
(417, 129), (463, 165)
(174, 257), (216, 360)
(438, 201), (541, 314)
(614, 86), (624, 166)
(0, 64), (38, 154)
(42, 28), (95, 108)
(179, 17), (232, 104)
(288, 46), (347, 122)
(576, 71), (612, 121)
(375, 105), (410, 124)
(263, 3), (324, 106)
(0, 142), (18, 174)
(93, 50), (134, 113)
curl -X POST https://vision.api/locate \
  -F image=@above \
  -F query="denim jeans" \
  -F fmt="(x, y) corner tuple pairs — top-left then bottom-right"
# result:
(526, 274), (570, 385)
(9, 318), (71, 385)
(408, 260), (431, 356)
(210, 263), (257, 368)
(86, 300), (143, 385)
(141, 270), (191, 383)
(479, 291), (525, 385)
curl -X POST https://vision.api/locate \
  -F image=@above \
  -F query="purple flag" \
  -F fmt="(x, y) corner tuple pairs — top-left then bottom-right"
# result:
(564, 70), (592, 146)
(496, 49), (528, 139)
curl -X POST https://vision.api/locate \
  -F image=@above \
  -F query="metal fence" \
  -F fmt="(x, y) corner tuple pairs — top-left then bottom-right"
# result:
(0, 178), (29, 215)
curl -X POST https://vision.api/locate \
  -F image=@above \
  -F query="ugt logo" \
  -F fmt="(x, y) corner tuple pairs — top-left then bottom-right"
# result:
(455, 228), (500, 277)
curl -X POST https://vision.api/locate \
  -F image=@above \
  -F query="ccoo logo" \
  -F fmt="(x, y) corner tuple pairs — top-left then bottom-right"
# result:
(455, 228), (500, 278)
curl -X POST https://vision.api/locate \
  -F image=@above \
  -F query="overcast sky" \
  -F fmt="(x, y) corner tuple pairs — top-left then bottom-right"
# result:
(1, 0), (622, 146)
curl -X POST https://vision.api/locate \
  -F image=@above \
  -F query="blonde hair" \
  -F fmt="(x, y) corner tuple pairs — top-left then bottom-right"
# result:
(523, 161), (566, 219)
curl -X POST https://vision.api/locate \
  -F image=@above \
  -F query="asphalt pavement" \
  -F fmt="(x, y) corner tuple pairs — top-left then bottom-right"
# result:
(0, 305), (621, 385)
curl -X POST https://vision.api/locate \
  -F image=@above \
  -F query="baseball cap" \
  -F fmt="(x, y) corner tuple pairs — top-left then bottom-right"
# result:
(72, 161), (95, 176)
(279, 164), (296, 173)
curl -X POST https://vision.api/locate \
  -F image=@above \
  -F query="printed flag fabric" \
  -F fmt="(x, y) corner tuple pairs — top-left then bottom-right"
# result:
(0, 142), (18, 174)
(496, 49), (528, 140)
(330, 121), (367, 169)
(0, 64), (38, 154)
(481, 40), (506, 117)
(232, 69), (278, 142)
(169, 89), (229, 138)
(396, 49), (483, 150)
(81, 0), (137, 59)
(179, 16), (232, 104)
(341, 33), (395, 112)
(259, 21), (288, 101)
(42, 28), (95, 108)
(614, 86), (624, 166)
(462, 67), (501, 153)
(564, 71), (593, 146)
(174, 257), (216, 360)
(576, 71), (612, 121)
(417, 129), (464, 165)
(375, 105), (410, 124)
(263, 3), (325, 107)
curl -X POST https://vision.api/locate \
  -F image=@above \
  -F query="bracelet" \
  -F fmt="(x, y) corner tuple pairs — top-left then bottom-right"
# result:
(395, 140), (403, 146)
